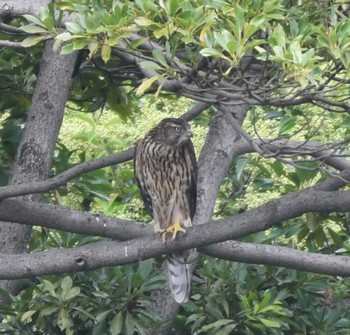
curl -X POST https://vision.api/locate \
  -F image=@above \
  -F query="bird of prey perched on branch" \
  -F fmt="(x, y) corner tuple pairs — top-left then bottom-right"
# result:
(134, 118), (198, 303)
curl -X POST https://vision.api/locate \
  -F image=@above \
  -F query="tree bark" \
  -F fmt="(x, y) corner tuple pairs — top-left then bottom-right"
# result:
(195, 104), (249, 224)
(0, 0), (50, 16)
(0, 40), (77, 300)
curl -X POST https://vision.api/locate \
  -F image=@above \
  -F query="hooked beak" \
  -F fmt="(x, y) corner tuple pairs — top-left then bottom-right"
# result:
(186, 130), (193, 138)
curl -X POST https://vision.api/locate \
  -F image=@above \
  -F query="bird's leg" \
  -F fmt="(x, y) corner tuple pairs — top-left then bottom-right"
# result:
(160, 220), (186, 242)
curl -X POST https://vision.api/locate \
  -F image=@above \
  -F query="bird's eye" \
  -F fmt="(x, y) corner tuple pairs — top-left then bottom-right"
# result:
(175, 127), (182, 133)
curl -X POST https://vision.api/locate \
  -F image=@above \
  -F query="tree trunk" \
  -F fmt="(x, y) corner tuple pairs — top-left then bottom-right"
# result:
(0, 40), (77, 300)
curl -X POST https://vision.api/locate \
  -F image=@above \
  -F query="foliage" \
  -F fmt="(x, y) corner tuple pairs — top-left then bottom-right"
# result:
(18, 0), (350, 90)
(184, 259), (350, 335)
(0, 263), (164, 335)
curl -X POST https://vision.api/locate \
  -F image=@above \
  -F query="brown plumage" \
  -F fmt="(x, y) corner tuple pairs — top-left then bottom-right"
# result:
(134, 118), (198, 303)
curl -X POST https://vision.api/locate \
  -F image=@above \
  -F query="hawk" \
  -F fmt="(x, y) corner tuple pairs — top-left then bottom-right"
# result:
(134, 118), (198, 303)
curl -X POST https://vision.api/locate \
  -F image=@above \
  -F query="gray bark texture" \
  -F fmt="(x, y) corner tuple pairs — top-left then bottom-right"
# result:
(0, 0), (50, 16)
(0, 40), (77, 299)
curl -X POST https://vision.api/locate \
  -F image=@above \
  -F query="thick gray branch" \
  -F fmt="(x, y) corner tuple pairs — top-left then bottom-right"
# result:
(0, 40), (23, 48)
(1, 176), (348, 241)
(1, 189), (350, 279)
(195, 105), (249, 224)
(0, 0), (50, 16)
(0, 199), (150, 240)
(0, 148), (134, 200)
(2, 238), (350, 280)
(203, 241), (350, 276)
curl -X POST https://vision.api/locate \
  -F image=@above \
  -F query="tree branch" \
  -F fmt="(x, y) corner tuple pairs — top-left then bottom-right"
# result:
(0, 0), (50, 17)
(195, 105), (250, 223)
(2, 189), (350, 279)
(203, 241), (350, 276)
(0, 40), (23, 48)
(0, 148), (134, 200)
(111, 42), (350, 112)
(180, 102), (211, 121)
(0, 199), (149, 240)
(2, 164), (349, 246)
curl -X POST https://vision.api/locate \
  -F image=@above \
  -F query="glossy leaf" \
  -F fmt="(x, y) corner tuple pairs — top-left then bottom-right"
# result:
(136, 76), (159, 95)
(110, 312), (123, 335)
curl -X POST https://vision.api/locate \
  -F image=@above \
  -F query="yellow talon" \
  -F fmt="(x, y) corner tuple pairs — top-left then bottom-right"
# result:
(160, 221), (186, 242)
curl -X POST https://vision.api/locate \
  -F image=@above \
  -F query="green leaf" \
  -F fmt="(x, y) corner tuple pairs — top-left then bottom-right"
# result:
(74, 112), (96, 128)
(39, 306), (58, 317)
(290, 40), (302, 64)
(63, 286), (81, 301)
(65, 22), (83, 33)
(250, 14), (267, 28)
(214, 30), (233, 51)
(22, 14), (47, 28)
(234, 6), (245, 37)
(110, 312), (123, 335)
(134, 17), (155, 26)
(199, 319), (234, 331)
(139, 61), (162, 71)
(101, 38), (111, 63)
(327, 227), (343, 246)
(236, 157), (248, 180)
(21, 35), (48, 47)
(200, 48), (225, 58)
(287, 172), (300, 187)
(55, 32), (72, 42)
(61, 276), (73, 295)
(314, 226), (326, 247)
(271, 161), (284, 176)
(73, 38), (89, 50)
(92, 291), (110, 298)
(55, 2), (76, 11)
(42, 279), (57, 297)
(243, 23), (259, 42)
(260, 318), (281, 328)
(270, 24), (285, 47)
(20, 25), (48, 34)
(60, 43), (74, 54)
(92, 320), (108, 335)
(96, 309), (113, 323)
(141, 274), (166, 292)
(139, 259), (153, 279)
(241, 295), (250, 310)
(297, 226), (310, 242)
(259, 304), (284, 314)
(278, 115), (296, 136)
(125, 313), (135, 335)
(168, 0), (179, 16)
(257, 291), (271, 311)
(136, 76), (159, 96)
(58, 308), (73, 331)
(21, 310), (36, 322)
(152, 49), (167, 66)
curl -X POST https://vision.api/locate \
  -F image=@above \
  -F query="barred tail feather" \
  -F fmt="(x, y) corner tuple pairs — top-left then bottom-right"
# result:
(167, 249), (198, 304)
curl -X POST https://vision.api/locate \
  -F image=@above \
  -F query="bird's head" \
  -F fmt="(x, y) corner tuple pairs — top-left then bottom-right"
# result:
(154, 118), (193, 147)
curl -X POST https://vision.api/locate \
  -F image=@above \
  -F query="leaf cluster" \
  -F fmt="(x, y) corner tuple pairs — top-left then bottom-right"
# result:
(0, 261), (164, 335)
